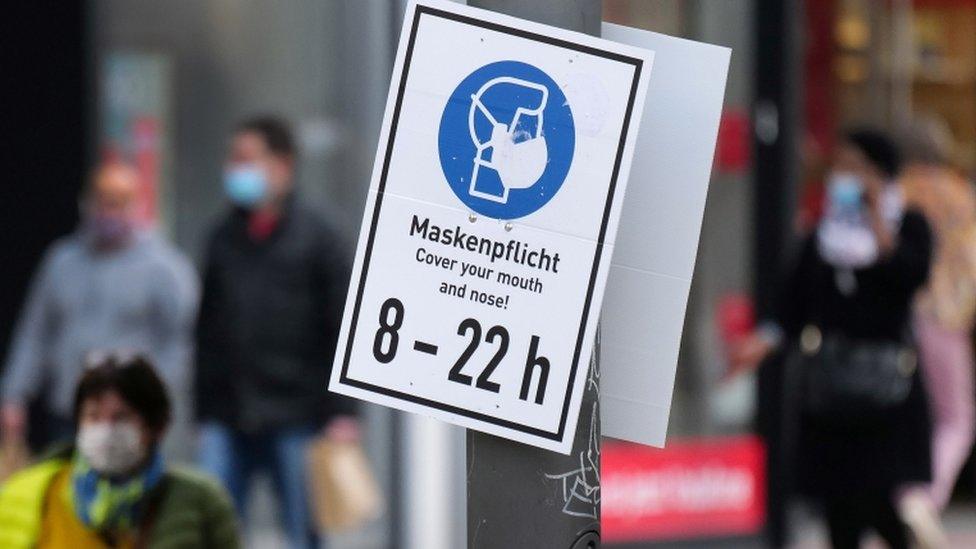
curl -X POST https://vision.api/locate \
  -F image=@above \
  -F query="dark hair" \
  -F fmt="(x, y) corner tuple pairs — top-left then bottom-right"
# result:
(74, 352), (171, 432)
(236, 115), (296, 158)
(844, 128), (902, 179)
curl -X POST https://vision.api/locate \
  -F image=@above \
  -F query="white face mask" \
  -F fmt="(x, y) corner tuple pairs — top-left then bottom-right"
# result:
(77, 422), (146, 476)
(488, 124), (549, 192)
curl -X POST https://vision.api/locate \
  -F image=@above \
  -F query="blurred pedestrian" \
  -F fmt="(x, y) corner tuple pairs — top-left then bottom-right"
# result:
(0, 162), (198, 450)
(897, 118), (976, 543)
(731, 129), (933, 549)
(0, 352), (239, 548)
(195, 115), (358, 549)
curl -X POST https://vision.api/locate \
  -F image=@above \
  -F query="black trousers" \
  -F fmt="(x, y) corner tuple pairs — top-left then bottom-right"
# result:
(824, 494), (908, 549)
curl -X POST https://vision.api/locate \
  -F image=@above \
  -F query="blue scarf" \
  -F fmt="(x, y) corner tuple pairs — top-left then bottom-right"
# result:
(70, 451), (165, 533)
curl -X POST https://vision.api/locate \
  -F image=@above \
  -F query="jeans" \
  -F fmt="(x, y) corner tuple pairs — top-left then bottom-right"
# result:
(198, 421), (320, 549)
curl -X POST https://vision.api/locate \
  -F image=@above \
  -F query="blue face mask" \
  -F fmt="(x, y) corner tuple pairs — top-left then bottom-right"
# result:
(224, 165), (268, 208)
(827, 171), (864, 211)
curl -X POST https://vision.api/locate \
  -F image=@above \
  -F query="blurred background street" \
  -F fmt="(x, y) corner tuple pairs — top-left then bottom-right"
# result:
(3, 1), (976, 548)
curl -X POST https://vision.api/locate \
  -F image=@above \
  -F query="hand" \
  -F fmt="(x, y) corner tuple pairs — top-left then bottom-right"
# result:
(323, 416), (361, 444)
(0, 403), (26, 442)
(726, 333), (774, 380)
(861, 172), (897, 254)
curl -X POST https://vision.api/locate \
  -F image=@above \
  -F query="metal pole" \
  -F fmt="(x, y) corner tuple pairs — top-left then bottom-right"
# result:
(467, 337), (601, 549)
(753, 0), (803, 547)
(465, 5), (602, 540)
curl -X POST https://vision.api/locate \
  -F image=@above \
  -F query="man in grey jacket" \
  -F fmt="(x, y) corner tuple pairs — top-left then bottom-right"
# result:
(0, 161), (198, 448)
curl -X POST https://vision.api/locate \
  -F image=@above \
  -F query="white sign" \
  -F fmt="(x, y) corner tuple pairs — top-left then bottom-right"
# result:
(599, 24), (730, 447)
(329, 0), (653, 453)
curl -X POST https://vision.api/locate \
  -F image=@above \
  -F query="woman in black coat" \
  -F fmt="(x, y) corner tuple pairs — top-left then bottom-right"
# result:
(732, 129), (934, 549)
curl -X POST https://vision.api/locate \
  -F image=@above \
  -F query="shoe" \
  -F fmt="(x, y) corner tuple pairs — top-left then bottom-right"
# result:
(898, 492), (949, 549)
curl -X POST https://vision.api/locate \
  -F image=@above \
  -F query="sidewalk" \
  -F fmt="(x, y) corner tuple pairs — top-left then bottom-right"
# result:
(790, 502), (976, 548)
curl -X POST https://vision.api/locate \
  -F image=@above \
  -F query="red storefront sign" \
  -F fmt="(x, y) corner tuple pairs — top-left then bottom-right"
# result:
(603, 435), (766, 544)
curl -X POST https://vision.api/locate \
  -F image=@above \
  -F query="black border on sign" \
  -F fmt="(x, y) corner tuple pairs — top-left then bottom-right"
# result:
(339, 4), (643, 443)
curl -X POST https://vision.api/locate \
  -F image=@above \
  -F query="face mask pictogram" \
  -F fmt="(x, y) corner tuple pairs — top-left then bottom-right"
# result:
(439, 60), (575, 220)
(468, 77), (550, 204)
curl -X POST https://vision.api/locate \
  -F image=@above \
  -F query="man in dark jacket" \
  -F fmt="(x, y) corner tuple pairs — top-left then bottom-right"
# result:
(195, 116), (357, 549)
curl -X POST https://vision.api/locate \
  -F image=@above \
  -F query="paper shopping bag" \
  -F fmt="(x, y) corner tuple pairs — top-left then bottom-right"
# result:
(306, 437), (384, 533)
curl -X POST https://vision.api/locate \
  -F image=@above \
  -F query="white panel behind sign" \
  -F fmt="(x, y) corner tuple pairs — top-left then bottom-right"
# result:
(600, 24), (731, 447)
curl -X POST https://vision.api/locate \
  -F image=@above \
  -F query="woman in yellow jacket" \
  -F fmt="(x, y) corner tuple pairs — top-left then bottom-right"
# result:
(0, 352), (239, 548)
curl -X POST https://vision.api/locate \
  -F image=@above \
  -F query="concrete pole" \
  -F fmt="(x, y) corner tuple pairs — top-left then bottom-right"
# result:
(464, 1), (602, 534)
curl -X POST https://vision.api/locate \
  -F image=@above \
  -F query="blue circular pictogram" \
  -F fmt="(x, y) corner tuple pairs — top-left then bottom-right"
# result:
(438, 61), (575, 220)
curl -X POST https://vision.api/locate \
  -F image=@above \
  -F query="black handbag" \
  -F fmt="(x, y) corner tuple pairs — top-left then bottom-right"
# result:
(795, 324), (918, 422)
